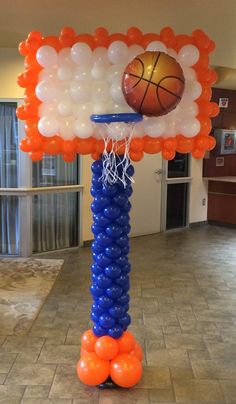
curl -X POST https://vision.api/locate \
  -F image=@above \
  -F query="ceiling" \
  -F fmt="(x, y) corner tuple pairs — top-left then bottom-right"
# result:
(1, 0), (236, 88)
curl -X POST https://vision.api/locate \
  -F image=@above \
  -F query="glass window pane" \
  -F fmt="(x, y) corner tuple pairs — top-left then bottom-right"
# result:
(166, 183), (188, 230)
(32, 192), (79, 253)
(168, 152), (189, 178)
(33, 155), (79, 187)
(0, 196), (19, 255)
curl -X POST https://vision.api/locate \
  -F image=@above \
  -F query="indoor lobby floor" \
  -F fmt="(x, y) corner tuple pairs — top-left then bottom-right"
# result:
(1, 225), (236, 403)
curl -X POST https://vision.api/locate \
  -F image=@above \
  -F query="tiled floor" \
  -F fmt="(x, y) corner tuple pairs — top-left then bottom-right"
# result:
(1, 225), (236, 403)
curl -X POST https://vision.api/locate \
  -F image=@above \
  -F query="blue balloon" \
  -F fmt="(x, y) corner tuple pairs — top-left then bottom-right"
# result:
(126, 165), (134, 176)
(98, 295), (114, 309)
(116, 293), (130, 305)
(122, 245), (130, 255)
(122, 282), (130, 292)
(92, 241), (104, 254)
(92, 175), (102, 189)
(91, 223), (104, 235)
(97, 232), (112, 247)
(122, 224), (131, 234)
(121, 263), (131, 273)
(104, 205), (121, 220)
(91, 312), (99, 323)
(115, 255), (128, 267)
(106, 285), (123, 299)
(115, 274), (129, 287)
(90, 284), (104, 298)
(122, 201), (132, 212)
(118, 314), (131, 327)
(92, 303), (104, 316)
(93, 213), (110, 227)
(106, 224), (123, 238)
(115, 213), (129, 226)
(125, 186), (133, 198)
(123, 303), (129, 312)
(102, 183), (118, 197)
(99, 314), (115, 329)
(108, 325), (123, 338)
(93, 195), (110, 211)
(113, 194), (128, 207)
(105, 245), (122, 259)
(96, 274), (112, 288)
(116, 235), (129, 248)
(91, 263), (104, 275)
(91, 160), (103, 174)
(93, 253), (112, 268)
(93, 324), (106, 337)
(90, 186), (98, 197)
(104, 264), (121, 279)
(109, 304), (125, 318)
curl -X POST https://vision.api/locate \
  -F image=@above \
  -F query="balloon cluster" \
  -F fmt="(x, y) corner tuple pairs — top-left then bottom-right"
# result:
(77, 329), (142, 387)
(90, 159), (132, 338)
(17, 26), (218, 162)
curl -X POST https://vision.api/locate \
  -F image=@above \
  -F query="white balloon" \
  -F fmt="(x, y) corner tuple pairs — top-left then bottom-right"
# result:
(57, 100), (73, 117)
(58, 48), (74, 67)
(144, 117), (166, 137)
(107, 122), (129, 139)
(57, 66), (73, 81)
(71, 42), (92, 66)
(178, 117), (200, 137)
(110, 82), (126, 105)
(38, 102), (58, 117)
(178, 101), (199, 117)
(74, 118), (94, 138)
(73, 102), (93, 118)
(93, 102), (108, 115)
(106, 64), (124, 83)
(182, 66), (197, 81)
(92, 47), (110, 68)
(74, 66), (90, 81)
(106, 102), (126, 114)
(39, 67), (58, 81)
(183, 80), (202, 101)
(94, 123), (108, 139)
(178, 45), (200, 67)
(92, 81), (109, 102)
(132, 122), (145, 137)
(69, 81), (91, 102)
(36, 80), (58, 102)
(38, 115), (59, 136)
(146, 41), (167, 53)
(91, 66), (106, 80)
(167, 48), (178, 59)
(108, 41), (129, 64)
(128, 45), (144, 61)
(163, 118), (179, 137)
(36, 46), (58, 68)
(59, 117), (75, 140)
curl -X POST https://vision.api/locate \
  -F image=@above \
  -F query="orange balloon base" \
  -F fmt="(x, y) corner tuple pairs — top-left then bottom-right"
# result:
(77, 329), (143, 388)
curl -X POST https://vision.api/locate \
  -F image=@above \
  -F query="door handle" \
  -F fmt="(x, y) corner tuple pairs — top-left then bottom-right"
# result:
(155, 169), (164, 175)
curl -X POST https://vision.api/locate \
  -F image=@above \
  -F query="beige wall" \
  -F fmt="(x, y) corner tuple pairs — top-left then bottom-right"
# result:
(1, 48), (208, 242)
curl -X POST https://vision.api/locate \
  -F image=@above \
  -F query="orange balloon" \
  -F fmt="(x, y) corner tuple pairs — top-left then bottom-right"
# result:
(176, 136), (194, 153)
(130, 138), (144, 152)
(192, 148), (205, 159)
(42, 36), (61, 51)
(130, 150), (143, 162)
(43, 136), (63, 155)
(209, 102), (219, 118)
(197, 100), (212, 116)
(110, 353), (142, 388)
(163, 138), (177, 151)
(91, 151), (101, 160)
(62, 140), (76, 154)
(16, 105), (27, 120)
(206, 136), (216, 151)
(62, 153), (76, 162)
(175, 34), (192, 51)
(18, 41), (28, 56)
(194, 51), (209, 68)
(141, 33), (159, 48)
(114, 140), (126, 155)
(29, 151), (43, 161)
(108, 33), (128, 45)
(197, 84), (212, 102)
(130, 343), (143, 361)
(80, 347), (90, 357)
(117, 331), (135, 353)
(75, 34), (95, 49)
(74, 137), (95, 154)
(95, 336), (119, 361)
(195, 135), (210, 150)
(162, 149), (176, 160)
(77, 352), (110, 386)
(27, 135), (43, 151)
(197, 114), (212, 136)
(143, 136), (163, 154)
(126, 27), (143, 45)
(25, 119), (40, 137)
(81, 329), (98, 352)
(94, 27), (109, 47)
(160, 27), (176, 48)
(20, 138), (31, 152)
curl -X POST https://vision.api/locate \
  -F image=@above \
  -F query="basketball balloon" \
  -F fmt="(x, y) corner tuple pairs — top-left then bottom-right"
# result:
(122, 51), (185, 117)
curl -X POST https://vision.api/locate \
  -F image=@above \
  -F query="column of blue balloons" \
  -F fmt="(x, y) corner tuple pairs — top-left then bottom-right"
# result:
(90, 157), (134, 339)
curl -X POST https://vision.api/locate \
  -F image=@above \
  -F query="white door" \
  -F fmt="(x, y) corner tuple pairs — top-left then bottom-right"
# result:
(130, 153), (163, 237)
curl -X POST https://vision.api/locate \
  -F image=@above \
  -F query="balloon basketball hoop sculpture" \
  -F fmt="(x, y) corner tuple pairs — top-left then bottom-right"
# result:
(17, 26), (219, 387)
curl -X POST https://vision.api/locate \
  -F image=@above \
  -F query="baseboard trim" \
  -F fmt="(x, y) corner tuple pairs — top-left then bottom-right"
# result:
(208, 220), (236, 229)
(189, 221), (208, 228)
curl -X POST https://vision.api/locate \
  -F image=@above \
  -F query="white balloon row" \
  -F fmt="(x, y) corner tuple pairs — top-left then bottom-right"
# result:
(36, 41), (200, 69)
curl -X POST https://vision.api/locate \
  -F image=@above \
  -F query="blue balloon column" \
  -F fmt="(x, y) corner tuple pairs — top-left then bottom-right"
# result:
(90, 157), (134, 339)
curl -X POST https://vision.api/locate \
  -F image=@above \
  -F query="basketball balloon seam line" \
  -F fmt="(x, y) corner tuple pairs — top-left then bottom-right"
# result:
(123, 72), (184, 96)
(138, 52), (161, 114)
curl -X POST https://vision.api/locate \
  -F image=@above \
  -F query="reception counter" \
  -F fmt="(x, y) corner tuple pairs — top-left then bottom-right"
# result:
(204, 177), (236, 225)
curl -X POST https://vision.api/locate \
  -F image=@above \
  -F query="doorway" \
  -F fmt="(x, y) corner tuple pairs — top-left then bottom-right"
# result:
(161, 153), (191, 231)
